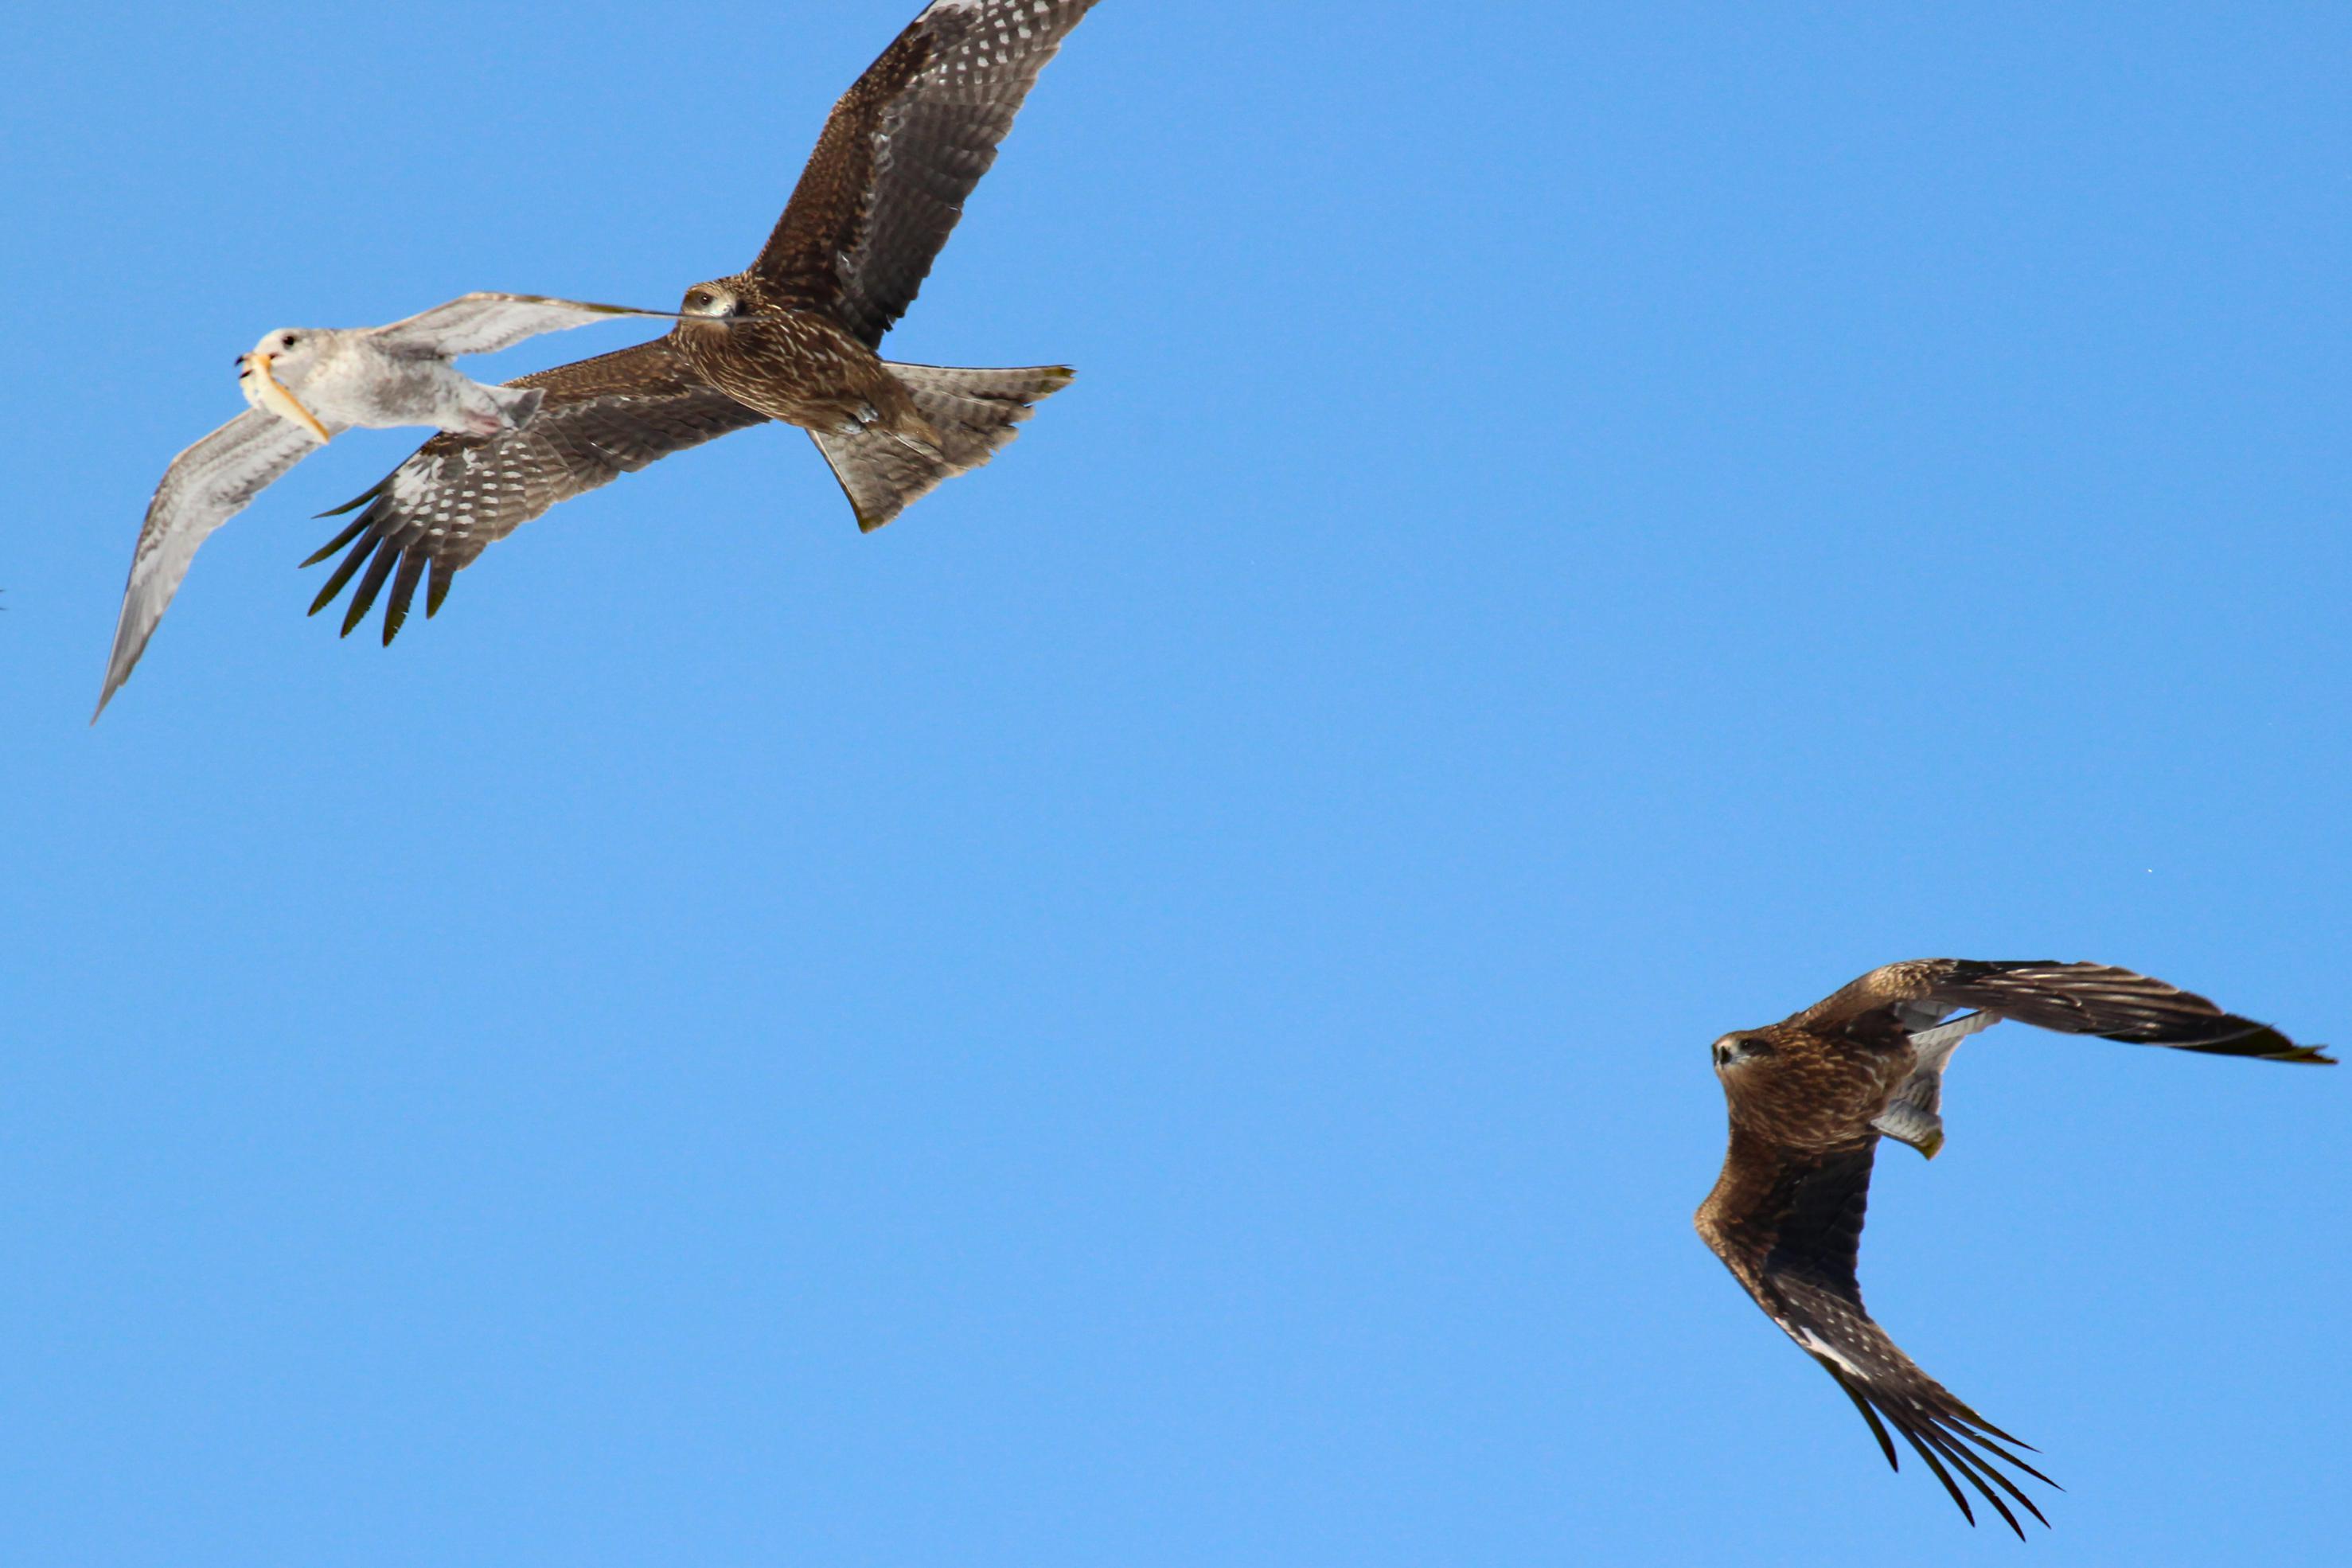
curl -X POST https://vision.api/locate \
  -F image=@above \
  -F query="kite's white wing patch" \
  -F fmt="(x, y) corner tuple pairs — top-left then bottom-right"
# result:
(1792, 1324), (1867, 1378)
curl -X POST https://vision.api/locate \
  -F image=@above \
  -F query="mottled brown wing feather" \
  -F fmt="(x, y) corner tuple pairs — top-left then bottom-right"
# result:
(1697, 1138), (2054, 1535)
(1928, 962), (2331, 1062)
(751, 0), (1099, 345)
(748, 21), (935, 314)
(1800, 960), (2331, 1064)
(303, 337), (767, 642)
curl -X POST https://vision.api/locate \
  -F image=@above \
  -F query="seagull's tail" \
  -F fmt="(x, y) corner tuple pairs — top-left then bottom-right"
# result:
(809, 361), (1074, 533)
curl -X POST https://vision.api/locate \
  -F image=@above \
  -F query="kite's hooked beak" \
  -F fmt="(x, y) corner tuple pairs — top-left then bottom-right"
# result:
(242, 353), (333, 443)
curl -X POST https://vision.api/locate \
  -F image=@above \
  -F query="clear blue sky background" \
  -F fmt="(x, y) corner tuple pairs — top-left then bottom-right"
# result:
(3, 3), (2346, 1563)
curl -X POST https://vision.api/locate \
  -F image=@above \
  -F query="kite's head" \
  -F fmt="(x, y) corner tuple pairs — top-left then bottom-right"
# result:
(680, 281), (745, 321)
(1709, 1028), (1818, 1136)
(1709, 1032), (1777, 1078)
(237, 330), (333, 443)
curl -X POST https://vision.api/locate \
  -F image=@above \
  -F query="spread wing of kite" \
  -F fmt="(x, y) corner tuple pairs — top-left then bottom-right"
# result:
(1695, 959), (2329, 1534)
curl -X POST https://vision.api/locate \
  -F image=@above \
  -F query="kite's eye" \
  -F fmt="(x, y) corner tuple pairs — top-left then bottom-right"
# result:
(281, 333), (300, 349)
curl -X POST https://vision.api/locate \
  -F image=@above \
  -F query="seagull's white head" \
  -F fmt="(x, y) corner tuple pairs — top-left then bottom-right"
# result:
(237, 329), (333, 442)
(680, 281), (744, 320)
(246, 326), (321, 365)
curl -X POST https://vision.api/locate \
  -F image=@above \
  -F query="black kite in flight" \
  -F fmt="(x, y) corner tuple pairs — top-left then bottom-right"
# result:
(1695, 959), (2328, 1534)
(308, 0), (1099, 642)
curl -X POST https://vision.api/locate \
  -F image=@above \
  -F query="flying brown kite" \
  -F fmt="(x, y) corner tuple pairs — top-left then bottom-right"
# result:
(1695, 959), (2330, 1535)
(306, 0), (1098, 642)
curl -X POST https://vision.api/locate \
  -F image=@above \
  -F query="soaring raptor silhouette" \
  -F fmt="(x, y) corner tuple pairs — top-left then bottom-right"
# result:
(307, 0), (1098, 642)
(1695, 959), (2329, 1535)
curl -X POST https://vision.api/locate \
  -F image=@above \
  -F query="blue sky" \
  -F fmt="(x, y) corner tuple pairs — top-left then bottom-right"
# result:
(4, 2), (2346, 1562)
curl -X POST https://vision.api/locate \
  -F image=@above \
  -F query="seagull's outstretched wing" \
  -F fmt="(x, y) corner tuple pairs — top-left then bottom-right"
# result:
(1696, 1137), (2055, 1536)
(367, 292), (682, 360)
(751, 0), (1101, 346)
(96, 408), (336, 719)
(304, 338), (767, 642)
(1800, 960), (2333, 1064)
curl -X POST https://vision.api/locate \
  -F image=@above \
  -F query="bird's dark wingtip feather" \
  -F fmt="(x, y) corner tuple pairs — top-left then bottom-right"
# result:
(426, 560), (453, 618)
(339, 539), (400, 638)
(2193, 1023), (2333, 1063)
(314, 481), (386, 520)
(382, 551), (425, 646)
(1898, 1426), (1977, 1527)
(1833, 1367), (2053, 1530)
(301, 517), (372, 568)
(1959, 1425), (2058, 1489)
(1831, 1372), (1901, 1472)
(1907, 1403), (2054, 1532)
(1927, 1427), (2037, 1538)
(1941, 1451), (2024, 1539)
(1945, 1404), (2034, 1452)
(2272, 1036), (2334, 1064)
(308, 532), (378, 616)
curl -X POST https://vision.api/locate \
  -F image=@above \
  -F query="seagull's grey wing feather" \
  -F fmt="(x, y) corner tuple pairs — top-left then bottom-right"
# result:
(752, 0), (1099, 346)
(303, 337), (766, 643)
(96, 408), (330, 719)
(367, 293), (680, 360)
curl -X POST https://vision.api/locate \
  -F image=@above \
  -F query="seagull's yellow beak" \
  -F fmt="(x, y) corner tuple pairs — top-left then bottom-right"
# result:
(245, 352), (333, 443)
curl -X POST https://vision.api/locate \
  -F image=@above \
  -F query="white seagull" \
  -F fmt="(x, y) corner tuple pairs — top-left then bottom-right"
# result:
(95, 292), (683, 720)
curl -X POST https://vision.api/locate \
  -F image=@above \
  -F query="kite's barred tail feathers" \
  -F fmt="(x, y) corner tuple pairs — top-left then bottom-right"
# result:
(813, 361), (1074, 533)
